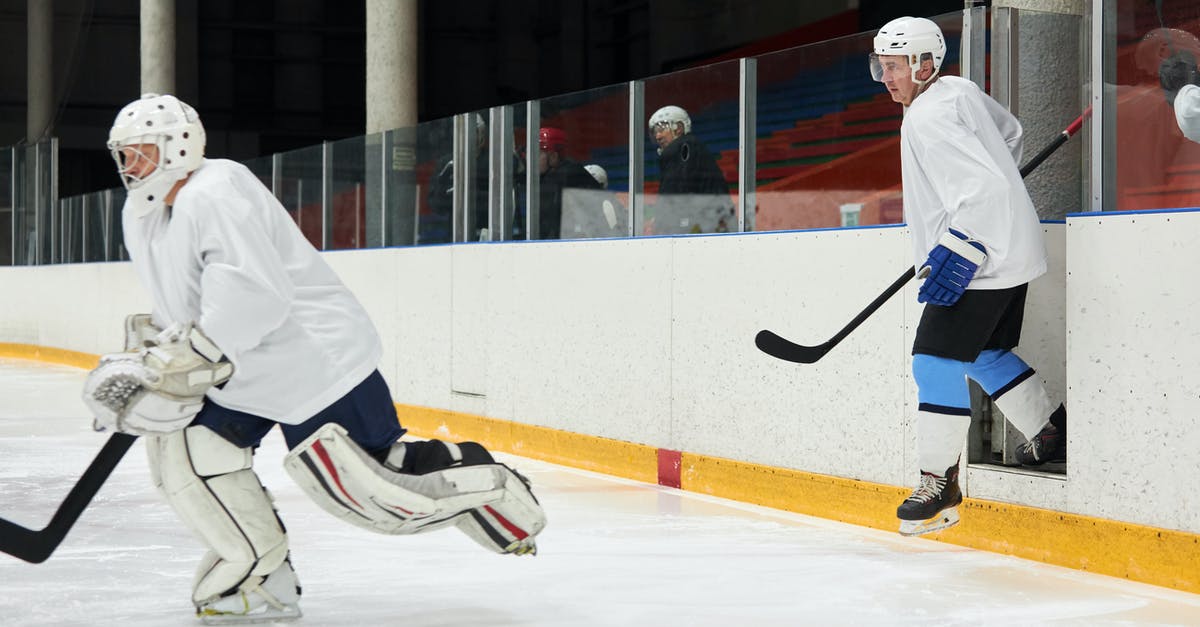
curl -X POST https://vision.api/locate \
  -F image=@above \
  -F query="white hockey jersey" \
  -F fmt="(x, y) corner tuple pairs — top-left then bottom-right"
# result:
(122, 159), (382, 424)
(900, 76), (1047, 290)
(1175, 83), (1200, 143)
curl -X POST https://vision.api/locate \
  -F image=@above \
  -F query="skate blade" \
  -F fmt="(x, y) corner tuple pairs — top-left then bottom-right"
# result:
(505, 538), (538, 556)
(898, 507), (960, 537)
(199, 606), (302, 625)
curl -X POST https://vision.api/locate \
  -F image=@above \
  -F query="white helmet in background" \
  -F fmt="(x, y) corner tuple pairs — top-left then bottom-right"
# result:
(870, 16), (946, 86)
(648, 105), (691, 136)
(107, 93), (206, 217)
(584, 164), (609, 189)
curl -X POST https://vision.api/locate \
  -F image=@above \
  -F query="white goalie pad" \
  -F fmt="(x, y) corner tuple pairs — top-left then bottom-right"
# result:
(147, 427), (292, 609)
(124, 313), (161, 351)
(284, 423), (546, 554)
(83, 324), (233, 436)
(454, 466), (544, 556)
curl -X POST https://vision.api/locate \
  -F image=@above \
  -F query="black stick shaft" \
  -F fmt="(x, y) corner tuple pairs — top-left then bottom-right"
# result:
(757, 108), (1090, 364)
(0, 432), (137, 563)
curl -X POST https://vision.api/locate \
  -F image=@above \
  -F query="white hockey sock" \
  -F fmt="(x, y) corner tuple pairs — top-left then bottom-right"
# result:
(916, 409), (970, 473)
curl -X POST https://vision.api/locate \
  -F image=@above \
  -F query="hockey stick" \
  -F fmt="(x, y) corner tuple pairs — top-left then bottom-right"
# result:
(0, 431), (137, 563)
(756, 108), (1091, 364)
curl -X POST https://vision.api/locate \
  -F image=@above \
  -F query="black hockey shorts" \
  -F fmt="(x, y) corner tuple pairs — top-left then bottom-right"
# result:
(191, 369), (405, 453)
(912, 284), (1028, 362)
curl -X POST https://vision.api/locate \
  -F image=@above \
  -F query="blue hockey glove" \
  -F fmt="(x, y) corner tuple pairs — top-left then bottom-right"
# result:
(918, 228), (987, 307)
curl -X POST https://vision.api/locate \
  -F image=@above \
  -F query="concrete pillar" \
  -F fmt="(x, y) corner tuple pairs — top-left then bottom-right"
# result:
(366, 0), (417, 133)
(140, 0), (176, 95)
(27, 0), (53, 142)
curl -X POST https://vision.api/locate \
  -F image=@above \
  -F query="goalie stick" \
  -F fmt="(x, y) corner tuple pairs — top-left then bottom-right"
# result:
(757, 108), (1091, 364)
(0, 432), (137, 563)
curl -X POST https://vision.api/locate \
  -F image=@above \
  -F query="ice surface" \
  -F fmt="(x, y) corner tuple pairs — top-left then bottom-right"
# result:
(1, 358), (1198, 626)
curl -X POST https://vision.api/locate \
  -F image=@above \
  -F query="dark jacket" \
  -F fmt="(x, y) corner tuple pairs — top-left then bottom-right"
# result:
(654, 134), (734, 233)
(534, 158), (603, 239)
(425, 151), (490, 242)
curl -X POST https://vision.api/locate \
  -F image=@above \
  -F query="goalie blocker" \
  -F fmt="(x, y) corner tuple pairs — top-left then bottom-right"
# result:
(285, 423), (545, 556)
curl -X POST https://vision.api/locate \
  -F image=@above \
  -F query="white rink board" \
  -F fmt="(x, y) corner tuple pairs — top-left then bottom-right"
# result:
(0, 262), (149, 353)
(669, 228), (914, 485)
(1067, 210), (1200, 533)
(17, 222), (1194, 532)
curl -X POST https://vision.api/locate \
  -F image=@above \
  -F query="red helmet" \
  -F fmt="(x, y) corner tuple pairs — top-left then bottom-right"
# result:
(538, 127), (567, 151)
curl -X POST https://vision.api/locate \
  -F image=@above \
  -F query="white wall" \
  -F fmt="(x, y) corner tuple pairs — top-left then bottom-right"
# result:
(8, 218), (1192, 534)
(1066, 210), (1200, 533)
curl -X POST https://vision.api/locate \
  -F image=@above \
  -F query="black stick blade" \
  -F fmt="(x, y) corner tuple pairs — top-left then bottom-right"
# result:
(0, 432), (136, 564)
(755, 329), (831, 364)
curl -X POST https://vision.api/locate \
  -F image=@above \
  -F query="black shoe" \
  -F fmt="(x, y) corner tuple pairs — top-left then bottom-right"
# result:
(1016, 424), (1065, 466)
(897, 463), (962, 536)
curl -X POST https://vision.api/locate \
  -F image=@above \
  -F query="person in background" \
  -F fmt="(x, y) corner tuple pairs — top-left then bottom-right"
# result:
(426, 113), (490, 241)
(869, 17), (1066, 537)
(1160, 46), (1200, 142)
(647, 105), (734, 234)
(530, 127), (602, 239)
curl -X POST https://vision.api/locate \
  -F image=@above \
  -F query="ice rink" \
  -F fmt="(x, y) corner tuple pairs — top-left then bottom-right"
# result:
(1, 357), (1199, 626)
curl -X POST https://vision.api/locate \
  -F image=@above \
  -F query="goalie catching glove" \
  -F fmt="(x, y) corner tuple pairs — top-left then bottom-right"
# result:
(83, 322), (232, 436)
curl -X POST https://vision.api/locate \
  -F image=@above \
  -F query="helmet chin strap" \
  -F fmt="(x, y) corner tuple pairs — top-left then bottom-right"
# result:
(125, 169), (190, 219)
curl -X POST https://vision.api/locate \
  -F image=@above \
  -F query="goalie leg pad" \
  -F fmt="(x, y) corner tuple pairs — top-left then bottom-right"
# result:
(147, 426), (293, 609)
(284, 423), (545, 543)
(455, 465), (545, 556)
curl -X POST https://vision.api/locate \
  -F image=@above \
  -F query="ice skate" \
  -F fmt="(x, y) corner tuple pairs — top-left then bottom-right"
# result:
(1016, 407), (1066, 466)
(897, 464), (962, 537)
(197, 559), (302, 625)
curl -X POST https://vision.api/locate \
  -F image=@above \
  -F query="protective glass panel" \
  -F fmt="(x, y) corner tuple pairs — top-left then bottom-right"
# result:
(0, 147), (11, 266)
(416, 115), (457, 244)
(112, 187), (129, 261)
(513, 105), (530, 239)
(528, 83), (630, 240)
(379, 123), (421, 247)
(59, 195), (83, 264)
(12, 142), (56, 265)
(83, 188), (124, 262)
(752, 13), (961, 231)
(643, 60), (739, 235)
(461, 109), (490, 242)
(243, 155), (274, 192)
(276, 144), (324, 249)
(1109, 0), (1200, 211)
(329, 135), (370, 250)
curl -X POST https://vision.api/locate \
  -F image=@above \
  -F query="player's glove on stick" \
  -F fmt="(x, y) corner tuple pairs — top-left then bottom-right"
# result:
(82, 322), (233, 436)
(1160, 51), (1200, 106)
(917, 228), (987, 307)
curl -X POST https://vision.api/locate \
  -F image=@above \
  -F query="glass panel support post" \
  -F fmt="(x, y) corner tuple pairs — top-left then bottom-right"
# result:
(627, 80), (644, 237)
(738, 58), (757, 233)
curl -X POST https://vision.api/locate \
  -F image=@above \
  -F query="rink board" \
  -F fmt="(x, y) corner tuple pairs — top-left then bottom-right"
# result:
(2, 211), (1199, 593)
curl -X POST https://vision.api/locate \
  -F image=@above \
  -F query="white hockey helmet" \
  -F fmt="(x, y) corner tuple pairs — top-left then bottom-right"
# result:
(648, 105), (691, 136)
(584, 164), (609, 189)
(107, 94), (206, 216)
(870, 16), (946, 86)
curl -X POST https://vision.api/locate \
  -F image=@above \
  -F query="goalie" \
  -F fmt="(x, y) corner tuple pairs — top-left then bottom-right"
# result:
(85, 94), (546, 624)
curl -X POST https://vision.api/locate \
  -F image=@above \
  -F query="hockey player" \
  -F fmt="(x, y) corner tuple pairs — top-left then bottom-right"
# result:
(646, 105), (734, 234)
(869, 17), (1067, 536)
(1160, 48), (1200, 142)
(83, 94), (546, 622)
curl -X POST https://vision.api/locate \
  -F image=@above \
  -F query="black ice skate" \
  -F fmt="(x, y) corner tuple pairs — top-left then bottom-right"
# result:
(1016, 405), (1066, 466)
(897, 463), (962, 537)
